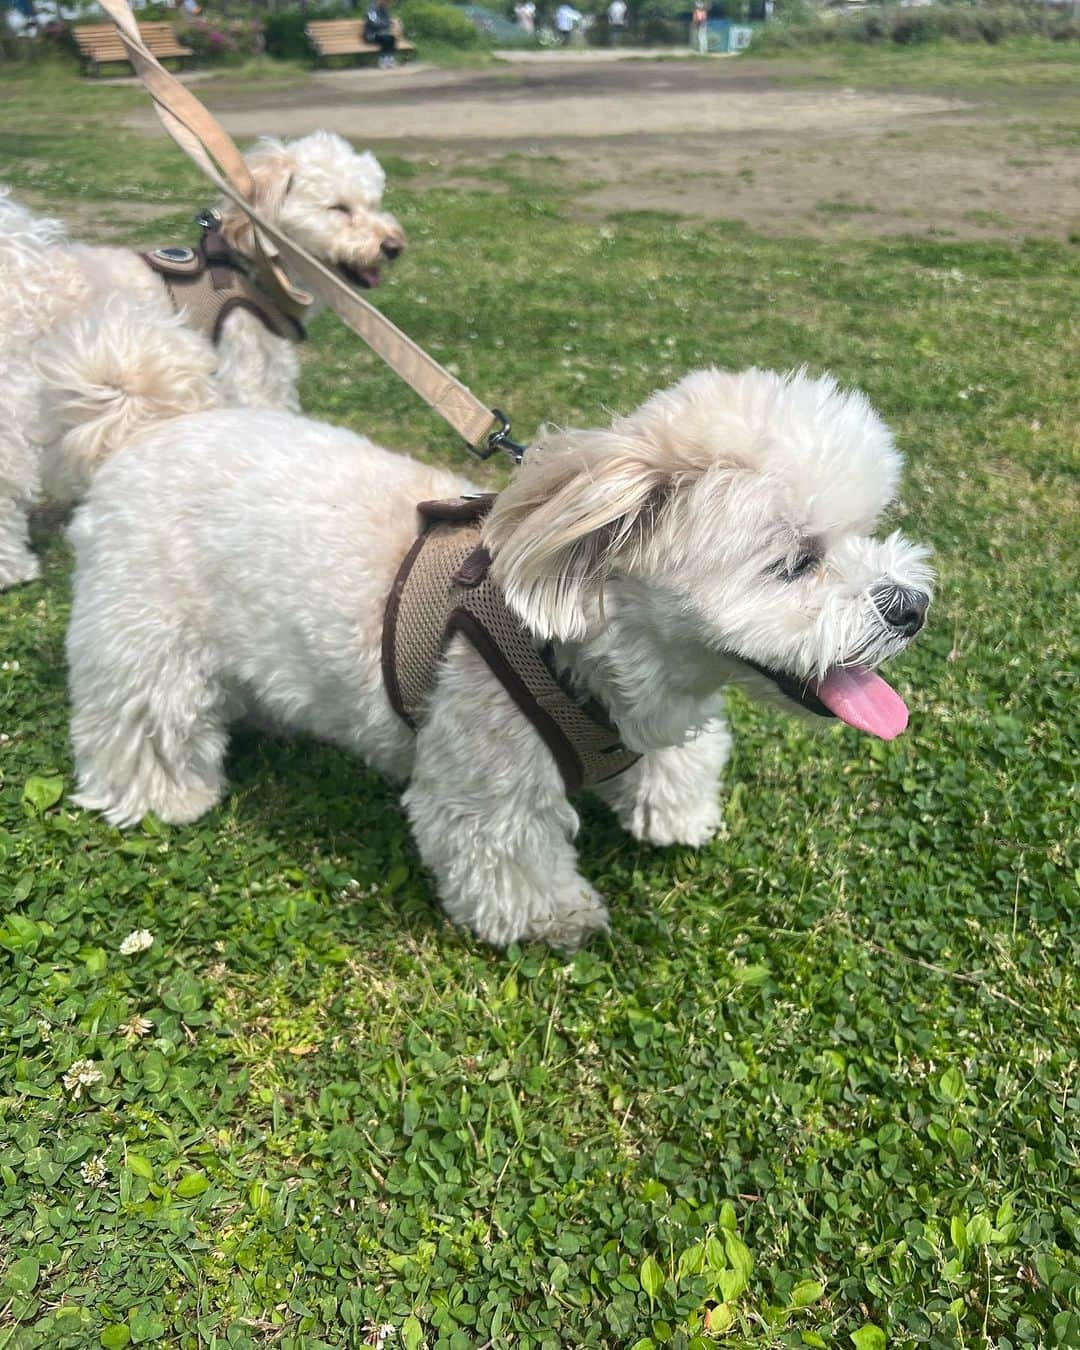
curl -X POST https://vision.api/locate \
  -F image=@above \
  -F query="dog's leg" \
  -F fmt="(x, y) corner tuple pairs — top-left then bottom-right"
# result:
(67, 594), (231, 829)
(403, 645), (609, 950)
(0, 496), (40, 589)
(594, 715), (732, 848)
(215, 313), (301, 412)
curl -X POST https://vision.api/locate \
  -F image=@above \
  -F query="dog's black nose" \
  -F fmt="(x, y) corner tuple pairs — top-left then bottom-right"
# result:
(380, 236), (405, 260)
(877, 586), (930, 637)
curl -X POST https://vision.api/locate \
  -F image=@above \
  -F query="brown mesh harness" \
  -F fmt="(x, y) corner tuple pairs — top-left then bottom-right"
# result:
(141, 222), (305, 346)
(382, 494), (640, 794)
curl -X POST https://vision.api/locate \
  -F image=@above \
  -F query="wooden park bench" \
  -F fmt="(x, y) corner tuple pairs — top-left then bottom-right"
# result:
(305, 18), (415, 67)
(73, 22), (194, 77)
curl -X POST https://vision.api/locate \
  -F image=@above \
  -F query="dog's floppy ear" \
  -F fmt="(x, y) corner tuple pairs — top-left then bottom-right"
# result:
(217, 138), (296, 256)
(484, 428), (674, 643)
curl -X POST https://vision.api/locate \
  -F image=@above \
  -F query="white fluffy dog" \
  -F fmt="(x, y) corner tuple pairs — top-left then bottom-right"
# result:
(64, 367), (933, 948)
(0, 131), (403, 588)
(0, 189), (79, 587)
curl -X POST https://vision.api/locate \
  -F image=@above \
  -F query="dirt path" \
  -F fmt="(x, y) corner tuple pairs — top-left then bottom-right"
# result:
(196, 63), (963, 143)
(130, 56), (1079, 240)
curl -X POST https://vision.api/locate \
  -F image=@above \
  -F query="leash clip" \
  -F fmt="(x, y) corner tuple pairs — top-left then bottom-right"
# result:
(477, 408), (526, 464)
(194, 206), (222, 232)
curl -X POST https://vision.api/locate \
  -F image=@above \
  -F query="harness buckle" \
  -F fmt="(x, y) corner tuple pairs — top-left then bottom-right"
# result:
(475, 408), (526, 464)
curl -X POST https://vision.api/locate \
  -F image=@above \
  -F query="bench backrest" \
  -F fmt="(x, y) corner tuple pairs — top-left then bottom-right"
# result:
(139, 22), (188, 47)
(73, 22), (190, 59)
(306, 17), (412, 51)
(307, 19), (364, 38)
(307, 20), (363, 43)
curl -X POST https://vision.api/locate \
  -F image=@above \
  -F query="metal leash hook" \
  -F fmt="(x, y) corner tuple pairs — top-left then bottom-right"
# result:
(477, 408), (527, 464)
(194, 206), (222, 232)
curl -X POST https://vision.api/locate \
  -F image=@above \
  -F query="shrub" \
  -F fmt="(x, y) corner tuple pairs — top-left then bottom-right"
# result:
(757, 2), (1080, 51)
(264, 1), (484, 57)
(397, 0), (483, 46)
(887, 7), (944, 45)
(264, 5), (352, 61)
(635, 9), (685, 44)
(177, 14), (266, 64)
(852, 9), (888, 42)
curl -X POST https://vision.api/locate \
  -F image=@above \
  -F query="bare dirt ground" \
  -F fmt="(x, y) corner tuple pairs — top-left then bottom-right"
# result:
(131, 55), (1079, 240)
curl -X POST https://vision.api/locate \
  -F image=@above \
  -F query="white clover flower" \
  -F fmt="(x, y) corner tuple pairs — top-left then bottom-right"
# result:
(37, 1019), (52, 1042)
(80, 1156), (107, 1186)
(119, 929), (154, 956)
(63, 1059), (103, 1099)
(119, 1015), (154, 1040)
(362, 1324), (396, 1348)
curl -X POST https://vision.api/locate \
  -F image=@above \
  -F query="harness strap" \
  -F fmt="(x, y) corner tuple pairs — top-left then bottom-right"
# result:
(141, 228), (305, 345)
(97, 0), (500, 452)
(382, 496), (640, 794)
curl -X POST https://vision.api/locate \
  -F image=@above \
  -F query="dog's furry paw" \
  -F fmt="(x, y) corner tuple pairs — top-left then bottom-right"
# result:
(520, 884), (610, 952)
(73, 777), (223, 831)
(0, 550), (41, 590)
(534, 896), (609, 952)
(626, 797), (723, 849)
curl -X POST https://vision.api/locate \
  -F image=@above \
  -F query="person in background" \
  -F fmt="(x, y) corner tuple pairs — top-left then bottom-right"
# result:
(5, 0), (37, 35)
(607, 0), (627, 45)
(554, 2), (580, 43)
(514, 0), (536, 35)
(690, 0), (709, 53)
(364, 0), (397, 68)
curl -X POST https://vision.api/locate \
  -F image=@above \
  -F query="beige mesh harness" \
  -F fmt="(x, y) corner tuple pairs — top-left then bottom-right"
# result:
(382, 495), (640, 794)
(141, 223), (305, 347)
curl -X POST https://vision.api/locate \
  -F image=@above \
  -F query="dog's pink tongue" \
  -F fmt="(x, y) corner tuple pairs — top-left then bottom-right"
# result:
(359, 267), (381, 289)
(811, 667), (909, 740)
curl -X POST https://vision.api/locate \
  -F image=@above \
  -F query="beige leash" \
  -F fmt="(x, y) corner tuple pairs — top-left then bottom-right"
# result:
(97, 0), (522, 458)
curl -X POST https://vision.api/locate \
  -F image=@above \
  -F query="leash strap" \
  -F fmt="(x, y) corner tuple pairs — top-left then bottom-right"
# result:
(96, 0), (499, 451)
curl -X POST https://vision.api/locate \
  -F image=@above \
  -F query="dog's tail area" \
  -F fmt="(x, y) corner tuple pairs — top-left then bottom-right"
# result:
(34, 296), (223, 504)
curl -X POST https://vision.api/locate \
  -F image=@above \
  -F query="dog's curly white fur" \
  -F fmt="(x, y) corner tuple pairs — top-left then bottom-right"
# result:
(0, 189), (78, 586)
(64, 367), (933, 948)
(0, 132), (403, 587)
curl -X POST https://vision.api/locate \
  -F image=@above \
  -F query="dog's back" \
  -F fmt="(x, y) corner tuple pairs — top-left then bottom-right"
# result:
(0, 189), (88, 354)
(68, 409), (471, 813)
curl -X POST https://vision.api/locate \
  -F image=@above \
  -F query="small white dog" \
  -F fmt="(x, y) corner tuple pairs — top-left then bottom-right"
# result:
(0, 131), (403, 588)
(64, 367), (933, 948)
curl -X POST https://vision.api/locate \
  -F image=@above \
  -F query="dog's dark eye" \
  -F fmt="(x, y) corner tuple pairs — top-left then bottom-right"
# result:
(788, 551), (819, 578)
(330, 203), (351, 215)
(772, 550), (820, 581)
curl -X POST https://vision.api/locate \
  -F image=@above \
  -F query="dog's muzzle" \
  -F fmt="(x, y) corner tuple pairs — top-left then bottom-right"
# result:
(873, 584), (930, 638)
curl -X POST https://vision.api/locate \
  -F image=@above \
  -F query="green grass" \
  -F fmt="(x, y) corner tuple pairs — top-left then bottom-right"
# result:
(750, 35), (1080, 89)
(1, 47), (1079, 1350)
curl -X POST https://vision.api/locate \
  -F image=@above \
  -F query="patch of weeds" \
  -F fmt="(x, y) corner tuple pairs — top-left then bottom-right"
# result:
(963, 207), (1013, 229)
(814, 197), (878, 217)
(368, 153), (424, 181)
